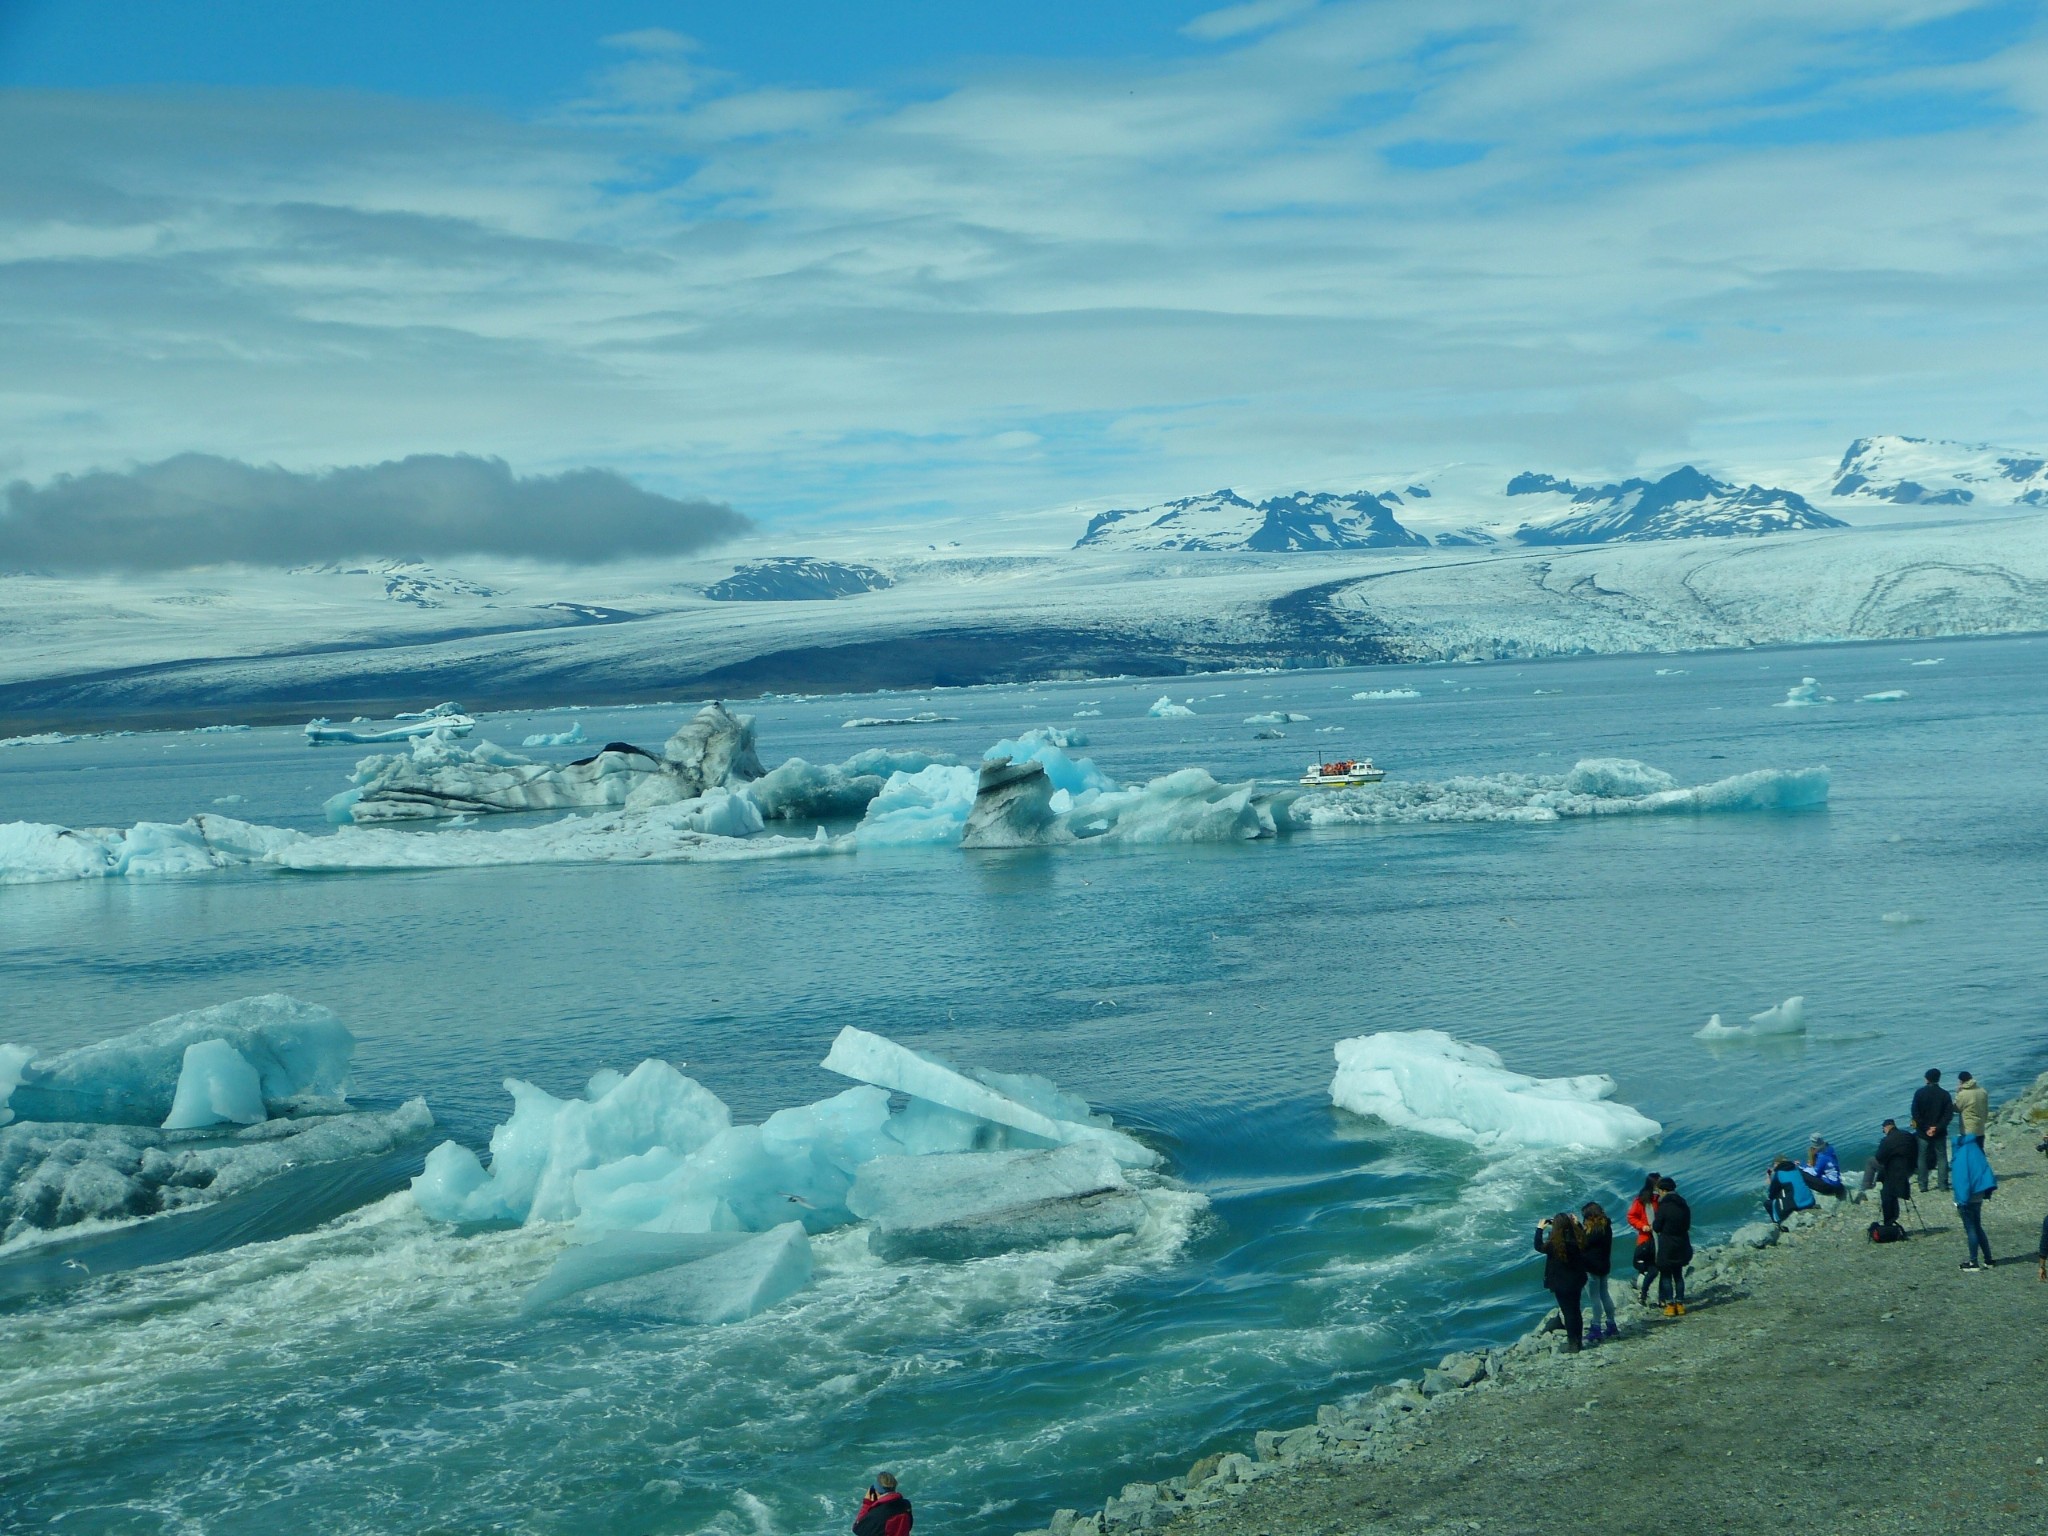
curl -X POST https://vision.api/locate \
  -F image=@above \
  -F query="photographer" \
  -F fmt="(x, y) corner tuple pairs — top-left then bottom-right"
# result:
(1872, 1118), (1918, 1229)
(854, 1474), (913, 1536)
(1534, 1211), (1587, 1352)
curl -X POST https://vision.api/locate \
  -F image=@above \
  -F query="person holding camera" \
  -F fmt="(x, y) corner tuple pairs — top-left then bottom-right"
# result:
(1625, 1173), (1660, 1305)
(1910, 1069), (1954, 1193)
(1872, 1118), (1919, 1229)
(854, 1474), (913, 1536)
(1534, 1211), (1587, 1352)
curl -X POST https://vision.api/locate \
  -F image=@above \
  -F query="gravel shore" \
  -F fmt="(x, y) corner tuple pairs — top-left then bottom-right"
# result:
(1022, 1072), (2048, 1536)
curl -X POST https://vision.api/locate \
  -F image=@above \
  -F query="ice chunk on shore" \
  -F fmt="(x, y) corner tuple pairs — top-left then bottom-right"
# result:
(4, 996), (352, 1127)
(522, 724), (588, 748)
(1331, 1031), (1661, 1151)
(823, 1027), (1156, 1167)
(2, 1099), (433, 1246)
(537, 1222), (813, 1323)
(1695, 996), (1806, 1040)
(1148, 696), (1196, 717)
(162, 1040), (269, 1129)
(411, 1059), (732, 1225)
(847, 1143), (1144, 1260)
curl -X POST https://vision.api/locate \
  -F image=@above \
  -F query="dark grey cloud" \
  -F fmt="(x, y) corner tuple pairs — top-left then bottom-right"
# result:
(0, 453), (751, 571)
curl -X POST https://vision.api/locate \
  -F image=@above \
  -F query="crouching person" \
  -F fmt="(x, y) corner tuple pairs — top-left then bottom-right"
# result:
(856, 1475), (912, 1536)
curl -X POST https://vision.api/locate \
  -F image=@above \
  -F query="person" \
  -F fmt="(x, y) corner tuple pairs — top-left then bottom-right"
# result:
(1765, 1156), (1814, 1221)
(1626, 1173), (1660, 1305)
(1651, 1176), (1692, 1316)
(1951, 1131), (1998, 1272)
(854, 1474), (913, 1536)
(1911, 1069), (1954, 1193)
(1801, 1133), (1844, 1197)
(1953, 1071), (1989, 1137)
(1534, 1210), (1587, 1351)
(1872, 1118), (1919, 1228)
(1579, 1202), (1617, 1343)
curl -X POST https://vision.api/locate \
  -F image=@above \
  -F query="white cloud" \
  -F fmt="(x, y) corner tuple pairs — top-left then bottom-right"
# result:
(0, 0), (2042, 532)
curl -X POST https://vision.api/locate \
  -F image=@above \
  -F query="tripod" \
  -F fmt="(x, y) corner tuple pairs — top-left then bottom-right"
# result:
(1902, 1188), (1931, 1237)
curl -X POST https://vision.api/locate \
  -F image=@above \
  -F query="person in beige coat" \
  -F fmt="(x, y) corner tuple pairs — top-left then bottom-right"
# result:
(1954, 1071), (1990, 1136)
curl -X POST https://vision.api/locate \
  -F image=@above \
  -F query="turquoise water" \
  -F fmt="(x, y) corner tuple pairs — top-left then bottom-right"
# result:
(3, 639), (2045, 1534)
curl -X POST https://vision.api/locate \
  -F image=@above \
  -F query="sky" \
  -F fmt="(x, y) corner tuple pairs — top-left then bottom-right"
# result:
(2, 0), (2046, 546)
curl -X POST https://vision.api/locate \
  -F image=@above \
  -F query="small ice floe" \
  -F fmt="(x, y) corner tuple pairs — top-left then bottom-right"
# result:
(1352, 688), (1420, 700)
(1859, 690), (1908, 703)
(211, 795), (246, 806)
(1774, 678), (1833, 707)
(306, 703), (475, 744)
(1329, 1030), (1661, 1152)
(1881, 911), (1923, 926)
(521, 723), (588, 748)
(1147, 696), (1196, 718)
(1244, 712), (1309, 725)
(1908, 657), (1944, 667)
(1695, 996), (1806, 1041)
(841, 712), (956, 729)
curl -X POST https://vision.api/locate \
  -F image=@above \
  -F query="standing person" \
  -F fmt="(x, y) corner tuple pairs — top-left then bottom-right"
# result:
(854, 1474), (913, 1536)
(1911, 1069), (1954, 1192)
(1951, 1131), (1998, 1272)
(1626, 1173), (1660, 1305)
(1873, 1118), (1919, 1228)
(1953, 1071), (1989, 1137)
(1579, 1202), (1618, 1343)
(1534, 1211), (1587, 1352)
(1651, 1176), (1692, 1316)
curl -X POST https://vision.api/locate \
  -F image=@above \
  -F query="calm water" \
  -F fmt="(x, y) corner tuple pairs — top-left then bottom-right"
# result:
(3, 638), (2044, 1535)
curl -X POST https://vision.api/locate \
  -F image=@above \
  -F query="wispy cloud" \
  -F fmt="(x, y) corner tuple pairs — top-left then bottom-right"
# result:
(0, 0), (2042, 531)
(0, 455), (749, 571)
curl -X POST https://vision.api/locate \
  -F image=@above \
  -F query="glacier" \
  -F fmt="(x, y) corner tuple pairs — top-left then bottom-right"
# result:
(1330, 1031), (1662, 1152)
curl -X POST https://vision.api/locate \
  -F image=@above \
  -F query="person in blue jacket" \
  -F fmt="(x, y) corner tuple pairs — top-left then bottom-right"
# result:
(1951, 1131), (1998, 1272)
(1801, 1132), (1844, 1196)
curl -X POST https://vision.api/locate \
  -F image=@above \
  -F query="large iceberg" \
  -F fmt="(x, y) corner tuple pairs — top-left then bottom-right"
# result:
(1330, 1030), (1662, 1152)
(339, 703), (763, 823)
(957, 757), (1283, 849)
(3, 995), (353, 1128)
(743, 748), (956, 822)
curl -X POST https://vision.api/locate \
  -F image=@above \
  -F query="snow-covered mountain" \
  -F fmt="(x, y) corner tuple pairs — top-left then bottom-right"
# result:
(1075, 489), (1426, 552)
(291, 560), (499, 607)
(1829, 436), (2048, 507)
(1509, 466), (1846, 544)
(704, 557), (893, 601)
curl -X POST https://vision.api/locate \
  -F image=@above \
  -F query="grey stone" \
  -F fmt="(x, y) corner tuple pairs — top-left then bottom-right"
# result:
(1436, 1351), (1488, 1388)
(1276, 1425), (1323, 1461)
(1216, 1453), (1255, 1484)
(1118, 1483), (1159, 1507)
(1186, 1454), (1222, 1487)
(1254, 1430), (1285, 1462)
(1049, 1510), (1078, 1536)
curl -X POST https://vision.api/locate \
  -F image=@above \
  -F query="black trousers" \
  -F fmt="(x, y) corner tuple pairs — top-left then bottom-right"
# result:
(1881, 1182), (1907, 1225)
(1550, 1283), (1583, 1347)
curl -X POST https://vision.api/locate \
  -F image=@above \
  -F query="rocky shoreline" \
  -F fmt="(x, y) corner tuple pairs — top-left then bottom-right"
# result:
(1013, 1070), (2048, 1536)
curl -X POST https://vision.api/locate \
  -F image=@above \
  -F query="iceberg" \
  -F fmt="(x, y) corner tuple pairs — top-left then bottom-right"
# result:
(1695, 996), (1806, 1041)
(854, 764), (981, 847)
(1774, 677), (1834, 707)
(340, 702), (761, 823)
(1244, 712), (1309, 725)
(1148, 695), (1196, 717)
(306, 707), (477, 744)
(1330, 1031), (1662, 1152)
(3, 995), (353, 1127)
(530, 1222), (813, 1323)
(847, 1144), (1143, 1261)
(1353, 688), (1421, 699)
(743, 748), (954, 822)
(521, 723), (588, 748)
(1291, 759), (1827, 827)
(1859, 690), (1908, 702)
(411, 1059), (733, 1225)
(2, 1099), (433, 1247)
(958, 758), (1282, 849)
(841, 712), (957, 729)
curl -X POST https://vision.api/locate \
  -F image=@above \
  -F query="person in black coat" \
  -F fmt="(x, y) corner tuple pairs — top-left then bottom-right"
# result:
(1651, 1177), (1692, 1315)
(1910, 1069), (1954, 1192)
(1534, 1211), (1587, 1351)
(1872, 1118), (1920, 1226)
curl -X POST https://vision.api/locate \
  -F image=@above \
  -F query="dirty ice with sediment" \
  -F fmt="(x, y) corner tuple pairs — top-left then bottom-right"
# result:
(4, 640), (2048, 1536)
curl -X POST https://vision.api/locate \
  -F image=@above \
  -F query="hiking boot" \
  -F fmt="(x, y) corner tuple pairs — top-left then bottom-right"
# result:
(1661, 1303), (1677, 1317)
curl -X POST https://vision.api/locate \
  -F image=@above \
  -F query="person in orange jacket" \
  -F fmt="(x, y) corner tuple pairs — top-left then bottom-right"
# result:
(1625, 1171), (1660, 1305)
(855, 1474), (913, 1536)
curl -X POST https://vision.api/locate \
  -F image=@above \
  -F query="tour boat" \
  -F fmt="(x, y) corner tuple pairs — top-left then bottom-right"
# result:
(1299, 757), (1384, 787)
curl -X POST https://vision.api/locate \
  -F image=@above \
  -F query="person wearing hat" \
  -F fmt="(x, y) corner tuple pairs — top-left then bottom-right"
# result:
(1800, 1132), (1844, 1197)
(854, 1473), (913, 1536)
(1910, 1069), (1954, 1192)
(1872, 1118), (1919, 1228)
(1953, 1071), (1989, 1137)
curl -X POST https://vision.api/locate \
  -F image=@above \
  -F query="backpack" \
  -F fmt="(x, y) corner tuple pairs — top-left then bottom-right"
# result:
(1867, 1220), (1908, 1244)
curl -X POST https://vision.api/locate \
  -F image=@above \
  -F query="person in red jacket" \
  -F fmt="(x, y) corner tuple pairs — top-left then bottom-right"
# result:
(855, 1474), (913, 1536)
(1625, 1172), (1660, 1305)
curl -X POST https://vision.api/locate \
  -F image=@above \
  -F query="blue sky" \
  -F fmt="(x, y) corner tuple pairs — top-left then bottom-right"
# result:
(1, 1), (2044, 534)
